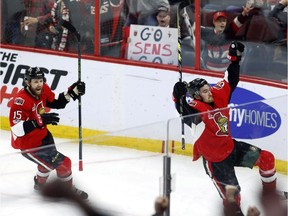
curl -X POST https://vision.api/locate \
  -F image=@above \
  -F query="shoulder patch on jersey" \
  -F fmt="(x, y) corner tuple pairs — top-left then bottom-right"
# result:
(187, 96), (197, 107)
(14, 97), (25, 106)
(214, 81), (225, 90)
(188, 101), (197, 106)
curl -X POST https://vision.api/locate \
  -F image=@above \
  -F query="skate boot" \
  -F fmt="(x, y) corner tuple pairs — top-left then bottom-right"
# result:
(262, 179), (276, 196)
(72, 185), (88, 200)
(34, 176), (45, 190)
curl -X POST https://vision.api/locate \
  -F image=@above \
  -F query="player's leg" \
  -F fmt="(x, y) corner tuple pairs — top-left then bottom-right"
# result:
(203, 157), (241, 206)
(34, 165), (50, 189)
(21, 133), (55, 189)
(233, 140), (277, 195)
(21, 150), (52, 189)
(255, 150), (277, 194)
(29, 131), (72, 186)
(22, 131), (88, 199)
(55, 155), (88, 199)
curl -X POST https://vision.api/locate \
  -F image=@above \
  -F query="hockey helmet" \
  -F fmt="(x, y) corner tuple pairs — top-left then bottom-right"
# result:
(187, 78), (209, 97)
(24, 67), (45, 82)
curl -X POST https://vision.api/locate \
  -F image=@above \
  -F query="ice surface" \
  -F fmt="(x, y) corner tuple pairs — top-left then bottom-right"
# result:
(0, 130), (287, 216)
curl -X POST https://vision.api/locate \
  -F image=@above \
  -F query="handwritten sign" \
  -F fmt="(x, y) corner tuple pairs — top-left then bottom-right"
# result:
(127, 25), (178, 65)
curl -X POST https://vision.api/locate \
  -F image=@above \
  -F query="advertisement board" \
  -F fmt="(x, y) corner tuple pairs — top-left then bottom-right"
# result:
(0, 48), (287, 161)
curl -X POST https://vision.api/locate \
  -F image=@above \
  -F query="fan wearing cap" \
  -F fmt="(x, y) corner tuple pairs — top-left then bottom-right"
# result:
(120, 3), (171, 58)
(213, 12), (228, 34)
(157, 6), (171, 27)
(124, 0), (170, 26)
(192, 3), (253, 72)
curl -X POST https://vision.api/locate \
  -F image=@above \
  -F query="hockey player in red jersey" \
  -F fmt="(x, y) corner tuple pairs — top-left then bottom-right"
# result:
(172, 42), (277, 213)
(9, 67), (88, 199)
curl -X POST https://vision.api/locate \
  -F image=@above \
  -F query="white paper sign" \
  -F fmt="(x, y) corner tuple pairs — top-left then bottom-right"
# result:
(127, 25), (178, 65)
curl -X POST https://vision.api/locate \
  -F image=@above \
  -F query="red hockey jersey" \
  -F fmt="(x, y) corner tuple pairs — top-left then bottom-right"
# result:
(9, 83), (55, 150)
(188, 79), (234, 162)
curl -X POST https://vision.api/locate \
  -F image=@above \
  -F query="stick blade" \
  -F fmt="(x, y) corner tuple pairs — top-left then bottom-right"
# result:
(60, 20), (80, 41)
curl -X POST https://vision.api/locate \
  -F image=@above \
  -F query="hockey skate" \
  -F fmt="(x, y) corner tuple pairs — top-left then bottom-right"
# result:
(72, 185), (89, 200)
(34, 176), (88, 199)
(34, 176), (45, 190)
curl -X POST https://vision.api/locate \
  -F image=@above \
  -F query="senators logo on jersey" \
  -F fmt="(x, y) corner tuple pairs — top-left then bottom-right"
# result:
(213, 112), (229, 136)
(214, 81), (225, 90)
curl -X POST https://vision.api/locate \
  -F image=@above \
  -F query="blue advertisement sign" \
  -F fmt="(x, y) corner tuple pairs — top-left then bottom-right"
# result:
(229, 87), (281, 139)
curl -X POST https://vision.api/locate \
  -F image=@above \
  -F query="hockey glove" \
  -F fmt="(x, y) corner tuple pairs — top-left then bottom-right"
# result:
(68, 81), (86, 100)
(173, 81), (187, 100)
(227, 41), (245, 63)
(32, 113), (60, 128)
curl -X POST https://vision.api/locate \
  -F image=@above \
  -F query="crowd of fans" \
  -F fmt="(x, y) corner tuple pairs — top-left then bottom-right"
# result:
(1, 0), (287, 79)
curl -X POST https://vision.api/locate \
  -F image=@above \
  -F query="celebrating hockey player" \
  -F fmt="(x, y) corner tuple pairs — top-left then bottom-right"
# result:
(172, 41), (278, 213)
(9, 67), (88, 199)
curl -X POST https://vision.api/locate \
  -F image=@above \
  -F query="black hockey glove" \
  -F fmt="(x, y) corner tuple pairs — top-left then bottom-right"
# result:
(41, 113), (60, 125)
(68, 81), (86, 100)
(32, 113), (60, 128)
(227, 41), (245, 63)
(173, 81), (187, 100)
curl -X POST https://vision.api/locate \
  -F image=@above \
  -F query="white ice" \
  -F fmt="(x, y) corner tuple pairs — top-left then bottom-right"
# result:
(0, 129), (287, 216)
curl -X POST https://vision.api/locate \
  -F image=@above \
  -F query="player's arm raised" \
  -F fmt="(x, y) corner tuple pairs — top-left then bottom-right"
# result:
(226, 41), (245, 93)
(46, 81), (86, 109)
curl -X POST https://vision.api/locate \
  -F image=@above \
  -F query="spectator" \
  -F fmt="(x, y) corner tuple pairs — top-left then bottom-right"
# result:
(152, 196), (169, 216)
(41, 179), (110, 216)
(9, 67), (88, 199)
(20, 0), (55, 48)
(49, 0), (74, 51)
(242, 0), (284, 43)
(2, 0), (25, 45)
(268, 0), (287, 40)
(49, 0), (96, 54)
(190, 3), (253, 71)
(41, 181), (170, 216)
(125, 0), (170, 26)
(224, 185), (261, 216)
(96, 0), (126, 57)
(172, 42), (278, 212)
(260, 191), (287, 216)
(157, 6), (171, 27)
(120, 6), (171, 59)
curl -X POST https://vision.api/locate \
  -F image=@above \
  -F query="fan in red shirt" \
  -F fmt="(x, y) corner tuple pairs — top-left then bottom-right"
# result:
(9, 67), (88, 199)
(172, 41), (278, 214)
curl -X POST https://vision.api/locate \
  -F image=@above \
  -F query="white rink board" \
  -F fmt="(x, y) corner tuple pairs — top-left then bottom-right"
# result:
(0, 48), (287, 160)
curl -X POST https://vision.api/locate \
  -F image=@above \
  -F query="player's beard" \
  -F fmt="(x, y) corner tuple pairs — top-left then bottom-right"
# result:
(29, 86), (43, 97)
(203, 96), (214, 104)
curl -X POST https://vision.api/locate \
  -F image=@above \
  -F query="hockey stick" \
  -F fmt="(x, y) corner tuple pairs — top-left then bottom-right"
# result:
(61, 20), (83, 171)
(176, 1), (190, 150)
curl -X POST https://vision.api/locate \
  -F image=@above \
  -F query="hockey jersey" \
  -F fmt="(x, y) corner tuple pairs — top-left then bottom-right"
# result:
(9, 83), (56, 150)
(188, 79), (234, 162)
(173, 62), (240, 162)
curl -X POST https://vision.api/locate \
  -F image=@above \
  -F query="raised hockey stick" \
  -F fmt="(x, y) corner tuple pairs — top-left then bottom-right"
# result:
(61, 20), (83, 171)
(176, 1), (190, 150)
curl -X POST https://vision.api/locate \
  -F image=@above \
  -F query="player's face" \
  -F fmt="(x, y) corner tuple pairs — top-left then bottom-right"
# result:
(199, 84), (214, 103)
(213, 17), (227, 33)
(157, 11), (170, 27)
(28, 79), (44, 96)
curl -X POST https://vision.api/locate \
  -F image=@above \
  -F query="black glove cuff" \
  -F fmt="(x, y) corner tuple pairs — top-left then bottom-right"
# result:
(68, 90), (78, 101)
(23, 120), (40, 134)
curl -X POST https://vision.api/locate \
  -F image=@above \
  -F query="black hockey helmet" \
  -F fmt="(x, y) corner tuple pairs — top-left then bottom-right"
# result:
(24, 67), (45, 82)
(187, 78), (209, 97)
